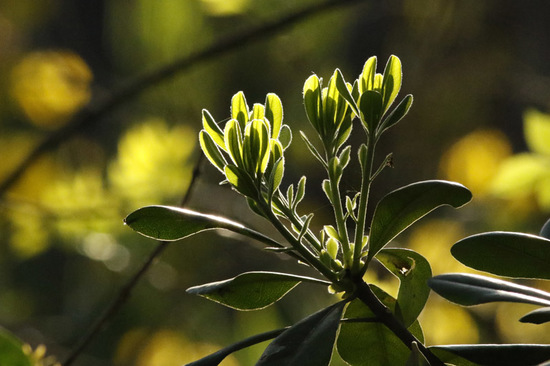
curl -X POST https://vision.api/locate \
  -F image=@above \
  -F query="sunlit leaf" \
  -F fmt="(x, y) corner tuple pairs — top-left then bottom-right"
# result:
(430, 344), (550, 366)
(334, 113), (353, 151)
(257, 301), (345, 366)
(224, 119), (244, 167)
(376, 248), (432, 327)
(199, 130), (227, 173)
(381, 55), (402, 113)
(428, 273), (550, 307)
(293, 176), (307, 211)
(242, 120), (270, 174)
(251, 103), (266, 121)
(266, 157), (284, 200)
(187, 271), (328, 310)
(225, 165), (258, 197)
(451, 232), (550, 279)
(202, 109), (225, 150)
(334, 69), (359, 117)
(358, 90), (383, 133)
(231, 91), (249, 128)
(368, 180), (472, 262)
(377, 94), (413, 136)
(300, 131), (327, 168)
(0, 327), (33, 366)
(278, 124), (292, 149)
(359, 56), (377, 94)
(337, 287), (424, 366)
(265, 93), (283, 139)
(303, 74), (323, 132)
(125, 205), (285, 251)
(520, 306), (550, 324)
(185, 328), (286, 366)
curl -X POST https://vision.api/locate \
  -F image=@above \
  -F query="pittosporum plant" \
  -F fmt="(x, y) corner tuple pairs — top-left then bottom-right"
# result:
(125, 55), (550, 366)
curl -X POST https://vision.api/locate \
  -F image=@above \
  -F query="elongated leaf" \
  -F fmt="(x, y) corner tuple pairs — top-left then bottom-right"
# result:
(278, 124), (292, 149)
(359, 56), (377, 94)
(265, 93), (283, 139)
(257, 301), (346, 366)
(334, 113), (353, 152)
(367, 180), (472, 263)
(335, 69), (359, 117)
(186, 328), (286, 366)
(0, 327), (33, 366)
(428, 273), (550, 307)
(251, 103), (266, 121)
(451, 232), (550, 279)
(337, 287), (424, 366)
(303, 74), (323, 132)
(225, 165), (258, 198)
(125, 206), (284, 251)
(358, 90), (383, 133)
(520, 306), (550, 324)
(381, 55), (402, 113)
(199, 130), (227, 173)
(224, 119), (244, 167)
(300, 131), (327, 168)
(430, 344), (550, 366)
(242, 119), (270, 174)
(231, 91), (249, 128)
(376, 248), (432, 327)
(377, 94), (413, 136)
(202, 109), (225, 150)
(187, 271), (329, 310)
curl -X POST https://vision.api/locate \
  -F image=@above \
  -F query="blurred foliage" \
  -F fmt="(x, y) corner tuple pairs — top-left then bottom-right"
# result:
(0, 0), (550, 365)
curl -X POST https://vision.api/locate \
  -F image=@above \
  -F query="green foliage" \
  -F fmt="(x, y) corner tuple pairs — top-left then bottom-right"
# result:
(0, 328), (33, 366)
(124, 56), (550, 365)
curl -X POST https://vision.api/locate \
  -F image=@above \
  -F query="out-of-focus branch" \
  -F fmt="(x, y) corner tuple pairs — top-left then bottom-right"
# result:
(0, 0), (363, 199)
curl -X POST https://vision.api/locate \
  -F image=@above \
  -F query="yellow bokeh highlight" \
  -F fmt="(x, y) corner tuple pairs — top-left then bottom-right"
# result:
(200, 0), (250, 16)
(11, 50), (92, 128)
(524, 109), (550, 156)
(115, 329), (238, 366)
(440, 129), (512, 197)
(109, 119), (195, 207)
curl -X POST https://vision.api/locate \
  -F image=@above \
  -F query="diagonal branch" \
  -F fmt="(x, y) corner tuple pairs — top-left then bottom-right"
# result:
(0, 0), (363, 199)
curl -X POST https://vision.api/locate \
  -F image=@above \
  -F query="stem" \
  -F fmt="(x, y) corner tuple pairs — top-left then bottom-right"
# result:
(352, 137), (377, 276)
(328, 164), (352, 267)
(355, 281), (445, 366)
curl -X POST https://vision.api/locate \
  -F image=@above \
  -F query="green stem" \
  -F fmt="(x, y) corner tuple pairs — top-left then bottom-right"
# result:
(328, 164), (352, 267)
(352, 137), (377, 276)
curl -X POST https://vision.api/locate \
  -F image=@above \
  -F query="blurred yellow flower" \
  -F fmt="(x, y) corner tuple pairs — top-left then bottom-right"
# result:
(11, 50), (92, 128)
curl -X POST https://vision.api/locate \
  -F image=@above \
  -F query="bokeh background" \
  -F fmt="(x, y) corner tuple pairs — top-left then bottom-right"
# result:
(1, 0), (550, 365)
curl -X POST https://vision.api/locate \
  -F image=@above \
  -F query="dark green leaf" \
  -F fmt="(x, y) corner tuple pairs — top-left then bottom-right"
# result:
(225, 165), (258, 198)
(520, 306), (550, 324)
(358, 90), (383, 133)
(428, 273), (550, 307)
(381, 55), (402, 113)
(202, 109), (225, 150)
(265, 93), (283, 139)
(430, 344), (550, 366)
(0, 327), (33, 366)
(452, 232), (550, 279)
(185, 328), (286, 366)
(377, 94), (413, 136)
(231, 91), (249, 128)
(337, 287), (424, 366)
(199, 130), (227, 173)
(405, 342), (431, 366)
(125, 206), (284, 250)
(368, 180), (472, 262)
(257, 301), (346, 366)
(376, 248), (432, 327)
(187, 271), (328, 310)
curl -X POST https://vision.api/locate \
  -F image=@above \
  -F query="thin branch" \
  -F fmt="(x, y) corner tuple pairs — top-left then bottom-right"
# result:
(0, 0), (364, 199)
(62, 154), (204, 366)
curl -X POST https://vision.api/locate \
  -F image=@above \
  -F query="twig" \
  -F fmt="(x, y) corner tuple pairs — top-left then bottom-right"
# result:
(0, 0), (363, 199)
(62, 154), (203, 366)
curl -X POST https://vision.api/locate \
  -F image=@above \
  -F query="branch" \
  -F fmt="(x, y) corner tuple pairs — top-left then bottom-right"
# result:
(0, 0), (364, 199)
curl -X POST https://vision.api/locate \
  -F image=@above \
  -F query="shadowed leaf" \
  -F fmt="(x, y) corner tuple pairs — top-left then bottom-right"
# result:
(430, 344), (550, 366)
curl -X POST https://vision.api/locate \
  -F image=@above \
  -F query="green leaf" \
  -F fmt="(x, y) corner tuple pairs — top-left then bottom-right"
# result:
(451, 232), (550, 279)
(300, 131), (327, 168)
(405, 342), (430, 366)
(0, 327), (33, 366)
(337, 287), (424, 366)
(231, 91), (249, 128)
(224, 119), (244, 167)
(242, 119), (270, 174)
(278, 124), (292, 149)
(187, 271), (328, 310)
(428, 273), (550, 307)
(225, 165), (258, 197)
(359, 56), (377, 94)
(199, 130), (227, 173)
(520, 306), (550, 324)
(303, 74), (323, 132)
(334, 112), (353, 152)
(185, 328), (286, 366)
(376, 248), (432, 327)
(251, 103), (266, 121)
(257, 301), (346, 366)
(267, 157), (284, 199)
(293, 176), (307, 211)
(338, 145), (351, 170)
(358, 90), (383, 133)
(381, 55), (403, 113)
(430, 344), (550, 366)
(377, 94), (413, 136)
(335, 68), (359, 117)
(324, 70), (347, 135)
(202, 109), (226, 150)
(265, 93), (283, 139)
(367, 180), (472, 263)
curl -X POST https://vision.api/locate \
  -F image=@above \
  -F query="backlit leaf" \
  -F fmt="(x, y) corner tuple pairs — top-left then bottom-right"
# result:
(225, 165), (258, 197)
(257, 301), (345, 366)
(187, 271), (328, 310)
(378, 94), (413, 136)
(303, 74), (323, 132)
(359, 56), (377, 94)
(334, 68), (359, 117)
(199, 130), (227, 173)
(224, 119), (244, 167)
(520, 306), (550, 325)
(451, 232), (550, 279)
(381, 55), (402, 113)
(251, 103), (266, 121)
(368, 180), (472, 262)
(428, 273), (550, 307)
(202, 109), (225, 150)
(265, 93), (283, 139)
(358, 90), (383, 133)
(231, 91), (249, 128)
